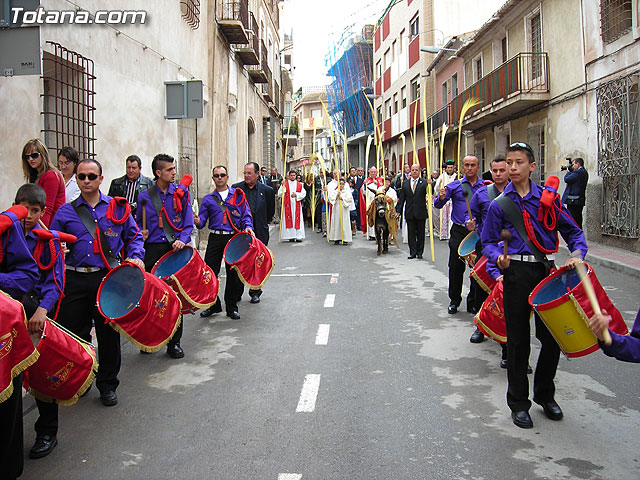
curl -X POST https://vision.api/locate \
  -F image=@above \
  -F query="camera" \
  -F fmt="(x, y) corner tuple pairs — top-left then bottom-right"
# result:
(560, 157), (573, 172)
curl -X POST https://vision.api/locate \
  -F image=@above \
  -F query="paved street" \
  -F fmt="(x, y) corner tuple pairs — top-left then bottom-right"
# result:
(22, 230), (640, 480)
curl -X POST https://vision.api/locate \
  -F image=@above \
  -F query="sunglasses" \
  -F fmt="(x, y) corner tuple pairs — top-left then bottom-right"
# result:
(77, 173), (99, 181)
(509, 142), (534, 154)
(23, 152), (41, 160)
(212, 173), (227, 178)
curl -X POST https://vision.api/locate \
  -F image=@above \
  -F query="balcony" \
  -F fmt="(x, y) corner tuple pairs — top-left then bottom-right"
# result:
(247, 40), (268, 83)
(262, 66), (274, 102)
(217, 0), (248, 44)
(233, 12), (259, 65)
(428, 52), (550, 132)
(282, 117), (298, 146)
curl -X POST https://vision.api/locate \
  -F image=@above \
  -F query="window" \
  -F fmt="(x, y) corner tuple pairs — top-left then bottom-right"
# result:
(410, 15), (419, 39)
(392, 40), (397, 63)
(474, 55), (483, 82)
(410, 76), (420, 101)
(311, 108), (321, 118)
(399, 30), (405, 53)
(529, 11), (543, 79)
(442, 82), (448, 106)
(451, 73), (458, 97)
(42, 42), (96, 159)
(376, 106), (382, 122)
(376, 61), (382, 79)
(384, 48), (391, 70)
(401, 86), (407, 109)
(385, 99), (391, 119)
(393, 93), (398, 114)
(600, 0), (632, 43)
(501, 36), (508, 63)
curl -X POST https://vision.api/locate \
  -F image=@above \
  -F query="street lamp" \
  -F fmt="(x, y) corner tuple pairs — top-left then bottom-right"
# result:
(420, 46), (457, 54)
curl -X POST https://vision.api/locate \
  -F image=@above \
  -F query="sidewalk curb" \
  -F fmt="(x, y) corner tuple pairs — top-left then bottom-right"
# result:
(558, 244), (640, 279)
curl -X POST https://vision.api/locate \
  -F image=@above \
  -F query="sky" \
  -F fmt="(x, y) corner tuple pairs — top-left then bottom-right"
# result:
(281, 0), (390, 90)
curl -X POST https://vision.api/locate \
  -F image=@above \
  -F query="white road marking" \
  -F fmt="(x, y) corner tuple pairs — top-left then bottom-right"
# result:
(330, 273), (339, 284)
(278, 475), (302, 480)
(323, 294), (335, 308)
(270, 273), (337, 277)
(315, 324), (330, 345)
(296, 374), (321, 412)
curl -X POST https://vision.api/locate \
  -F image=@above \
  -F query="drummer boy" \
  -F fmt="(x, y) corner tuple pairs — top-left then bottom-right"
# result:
(481, 142), (587, 429)
(14, 184), (66, 459)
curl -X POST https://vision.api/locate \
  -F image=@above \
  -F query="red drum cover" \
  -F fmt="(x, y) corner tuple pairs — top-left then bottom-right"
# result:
(470, 256), (497, 295)
(97, 263), (181, 352)
(152, 246), (218, 314)
(24, 321), (97, 406)
(474, 281), (507, 344)
(0, 291), (39, 403)
(224, 232), (274, 290)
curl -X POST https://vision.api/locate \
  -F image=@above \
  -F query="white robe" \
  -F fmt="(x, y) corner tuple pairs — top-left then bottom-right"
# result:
(328, 184), (354, 243)
(278, 180), (307, 240)
(435, 172), (456, 240)
(361, 178), (383, 239)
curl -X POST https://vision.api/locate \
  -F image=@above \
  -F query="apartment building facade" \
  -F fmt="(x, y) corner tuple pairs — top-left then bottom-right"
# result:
(372, 0), (504, 174)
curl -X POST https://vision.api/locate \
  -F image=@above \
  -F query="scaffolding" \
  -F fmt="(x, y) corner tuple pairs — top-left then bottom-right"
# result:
(325, 25), (375, 139)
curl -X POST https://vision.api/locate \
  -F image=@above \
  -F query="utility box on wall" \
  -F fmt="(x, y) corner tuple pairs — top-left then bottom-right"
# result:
(165, 80), (203, 119)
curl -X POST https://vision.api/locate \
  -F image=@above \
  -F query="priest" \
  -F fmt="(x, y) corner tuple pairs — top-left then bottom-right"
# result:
(278, 170), (307, 242)
(359, 166), (384, 240)
(328, 175), (354, 245)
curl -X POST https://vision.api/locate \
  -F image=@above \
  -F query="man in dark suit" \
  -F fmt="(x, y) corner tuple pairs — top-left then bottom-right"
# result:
(396, 164), (429, 259)
(107, 155), (153, 217)
(561, 157), (588, 229)
(259, 167), (272, 187)
(353, 167), (365, 232)
(232, 162), (276, 303)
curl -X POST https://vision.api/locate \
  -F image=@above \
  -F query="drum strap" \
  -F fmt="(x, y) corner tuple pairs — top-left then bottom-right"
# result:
(212, 196), (241, 233)
(147, 186), (177, 243)
(495, 194), (547, 263)
(487, 184), (499, 202)
(461, 181), (474, 200)
(71, 200), (120, 269)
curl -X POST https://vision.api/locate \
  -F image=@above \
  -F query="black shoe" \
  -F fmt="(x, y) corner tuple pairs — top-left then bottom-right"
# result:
(167, 343), (184, 359)
(295, 239), (302, 242)
(140, 350), (152, 354)
(534, 399), (563, 421)
(29, 435), (57, 459)
(416, 254), (423, 259)
(227, 311), (240, 320)
(200, 303), (222, 318)
(288, 239), (295, 242)
(250, 295), (260, 304)
(500, 359), (508, 369)
(467, 306), (478, 314)
(407, 255), (415, 259)
(447, 303), (458, 314)
(100, 390), (118, 407)
(527, 364), (533, 374)
(470, 328), (485, 343)
(512, 410), (533, 429)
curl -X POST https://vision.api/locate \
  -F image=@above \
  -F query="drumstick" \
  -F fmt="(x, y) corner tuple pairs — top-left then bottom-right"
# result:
(141, 198), (147, 231)
(571, 252), (612, 346)
(500, 229), (511, 257)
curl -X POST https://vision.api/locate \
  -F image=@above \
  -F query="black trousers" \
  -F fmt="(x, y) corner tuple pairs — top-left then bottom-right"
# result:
(448, 224), (478, 308)
(58, 270), (121, 394)
(406, 218), (426, 257)
(204, 233), (242, 314)
(0, 375), (23, 479)
(503, 261), (560, 412)
(144, 242), (182, 345)
(567, 204), (584, 230)
(243, 232), (269, 299)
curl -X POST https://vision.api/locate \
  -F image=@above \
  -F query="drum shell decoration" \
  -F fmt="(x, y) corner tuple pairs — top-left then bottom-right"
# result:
(470, 256), (497, 294)
(97, 263), (181, 353)
(24, 321), (97, 406)
(458, 231), (479, 267)
(152, 246), (218, 314)
(0, 291), (39, 404)
(529, 263), (629, 358)
(474, 281), (507, 344)
(223, 233), (274, 290)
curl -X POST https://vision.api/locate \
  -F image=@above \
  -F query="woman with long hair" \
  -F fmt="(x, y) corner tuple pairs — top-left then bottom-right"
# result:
(57, 146), (81, 202)
(21, 139), (66, 226)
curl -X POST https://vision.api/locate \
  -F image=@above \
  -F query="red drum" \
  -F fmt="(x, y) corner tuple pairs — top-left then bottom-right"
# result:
(474, 281), (507, 344)
(529, 263), (629, 358)
(152, 246), (218, 314)
(470, 256), (497, 294)
(0, 291), (38, 403)
(24, 321), (97, 406)
(97, 263), (181, 353)
(224, 232), (274, 290)
(458, 231), (479, 267)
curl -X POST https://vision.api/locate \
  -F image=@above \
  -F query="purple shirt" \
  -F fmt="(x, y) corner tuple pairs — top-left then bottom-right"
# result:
(434, 176), (484, 224)
(50, 192), (144, 268)
(136, 183), (194, 244)
(25, 225), (65, 313)
(600, 308), (640, 363)
(470, 183), (502, 236)
(0, 213), (38, 298)
(197, 188), (254, 232)
(481, 179), (588, 264)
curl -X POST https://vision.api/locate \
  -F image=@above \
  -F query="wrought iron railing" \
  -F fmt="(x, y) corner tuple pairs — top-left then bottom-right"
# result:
(217, 0), (248, 28)
(247, 12), (259, 53)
